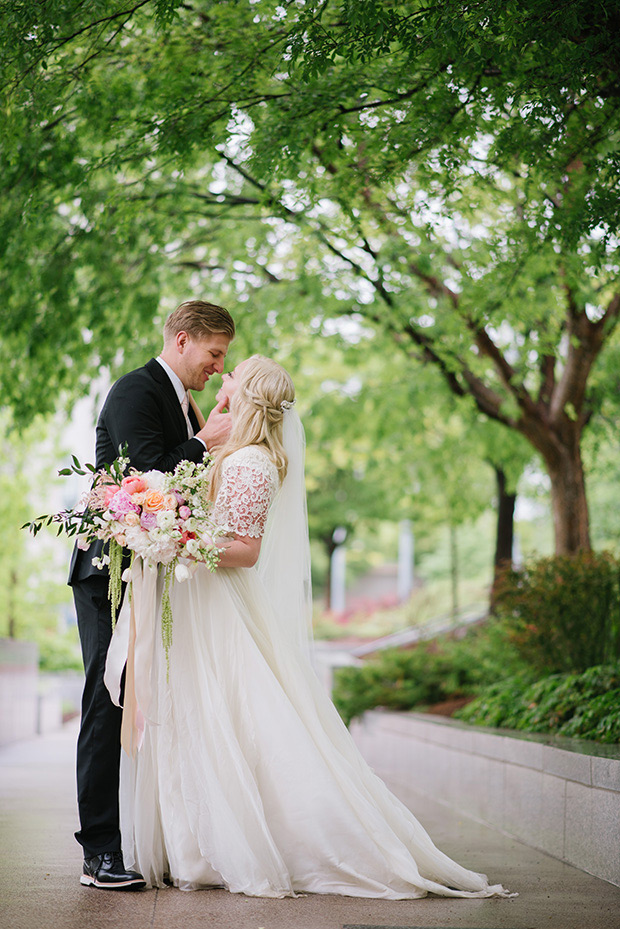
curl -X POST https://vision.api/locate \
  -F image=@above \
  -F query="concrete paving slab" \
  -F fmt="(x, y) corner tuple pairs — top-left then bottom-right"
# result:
(1, 720), (620, 929)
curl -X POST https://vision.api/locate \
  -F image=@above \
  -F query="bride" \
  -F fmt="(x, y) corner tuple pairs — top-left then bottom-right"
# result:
(107, 354), (511, 899)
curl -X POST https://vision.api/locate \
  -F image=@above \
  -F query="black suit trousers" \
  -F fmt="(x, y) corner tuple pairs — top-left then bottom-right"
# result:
(73, 575), (125, 857)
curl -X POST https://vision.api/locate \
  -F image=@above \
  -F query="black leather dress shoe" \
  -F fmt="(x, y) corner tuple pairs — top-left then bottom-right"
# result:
(81, 851), (146, 890)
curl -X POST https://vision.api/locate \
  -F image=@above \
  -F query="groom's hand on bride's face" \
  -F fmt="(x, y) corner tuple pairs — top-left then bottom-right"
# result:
(197, 397), (232, 450)
(215, 385), (229, 409)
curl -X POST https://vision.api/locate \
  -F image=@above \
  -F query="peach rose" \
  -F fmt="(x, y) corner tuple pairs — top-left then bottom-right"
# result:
(163, 493), (178, 511)
(122, 475), (147, 495)
(124, 511), (140, 526)
(143, 490), (166, 511)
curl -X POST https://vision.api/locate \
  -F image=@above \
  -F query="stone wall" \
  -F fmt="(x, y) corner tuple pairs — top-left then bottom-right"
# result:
(0, 639), (39, 744)
(351, 709), (620, 888)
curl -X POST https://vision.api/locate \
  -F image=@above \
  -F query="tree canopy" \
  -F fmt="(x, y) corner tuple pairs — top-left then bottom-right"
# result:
(1, 0), (619, 553)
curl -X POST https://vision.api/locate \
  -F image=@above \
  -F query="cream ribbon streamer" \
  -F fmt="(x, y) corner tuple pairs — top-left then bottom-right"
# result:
(104, 557), (159, 758)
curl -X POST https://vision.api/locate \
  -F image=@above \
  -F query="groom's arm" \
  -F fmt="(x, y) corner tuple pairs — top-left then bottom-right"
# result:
(97, 376), (204, 473)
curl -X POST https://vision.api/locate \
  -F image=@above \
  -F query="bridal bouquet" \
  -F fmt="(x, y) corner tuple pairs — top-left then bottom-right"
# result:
(25, 448), (224, 659)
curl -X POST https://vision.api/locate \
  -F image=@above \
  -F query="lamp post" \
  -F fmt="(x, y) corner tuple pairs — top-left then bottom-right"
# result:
(330, 527), (347, 612)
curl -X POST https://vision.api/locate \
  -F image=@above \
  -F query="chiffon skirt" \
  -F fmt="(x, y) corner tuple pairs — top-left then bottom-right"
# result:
(118, 564), (510, 898)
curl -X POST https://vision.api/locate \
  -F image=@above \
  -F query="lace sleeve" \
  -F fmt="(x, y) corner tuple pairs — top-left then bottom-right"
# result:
(213, 449), (278, 539)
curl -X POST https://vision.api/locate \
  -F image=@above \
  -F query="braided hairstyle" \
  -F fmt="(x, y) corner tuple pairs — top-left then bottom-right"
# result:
(207, 355), (295, 502)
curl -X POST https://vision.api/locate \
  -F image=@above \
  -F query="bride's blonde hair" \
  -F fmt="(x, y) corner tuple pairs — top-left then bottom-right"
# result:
(208, 355), (295, 501)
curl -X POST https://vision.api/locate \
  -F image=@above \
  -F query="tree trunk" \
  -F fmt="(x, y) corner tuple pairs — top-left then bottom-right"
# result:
(546, 442), (591, 554)
(490, 467), (516, 610)
(517, 411), (592, 555)
(322, 534), (337, 609)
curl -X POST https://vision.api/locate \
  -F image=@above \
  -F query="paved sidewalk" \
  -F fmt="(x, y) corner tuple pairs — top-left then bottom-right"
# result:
(1, 720), (619, 929)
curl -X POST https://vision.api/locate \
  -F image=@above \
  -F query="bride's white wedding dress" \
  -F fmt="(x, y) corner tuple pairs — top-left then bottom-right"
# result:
(113, 443), (510, 899)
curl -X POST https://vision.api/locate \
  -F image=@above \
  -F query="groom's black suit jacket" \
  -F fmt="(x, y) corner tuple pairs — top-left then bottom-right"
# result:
(68, 358), (205, 584)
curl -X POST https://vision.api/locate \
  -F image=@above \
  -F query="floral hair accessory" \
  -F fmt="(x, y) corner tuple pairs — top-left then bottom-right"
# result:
(280, 399), (296, 411)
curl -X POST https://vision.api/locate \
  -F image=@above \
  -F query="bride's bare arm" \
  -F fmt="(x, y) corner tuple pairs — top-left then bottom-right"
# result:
(214, 533), (262, 568)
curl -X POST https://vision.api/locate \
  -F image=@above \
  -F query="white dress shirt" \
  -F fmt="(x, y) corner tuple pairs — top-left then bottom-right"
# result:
(156, 356), (206, 449)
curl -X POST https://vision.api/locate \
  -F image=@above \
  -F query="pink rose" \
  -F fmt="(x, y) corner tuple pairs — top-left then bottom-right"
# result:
(121, 475), (147, 495)
(178, 505), (191, 520)
(124, 511), (140, 527)
(163, 493), (178, 511)
(103, 484), (121, 506)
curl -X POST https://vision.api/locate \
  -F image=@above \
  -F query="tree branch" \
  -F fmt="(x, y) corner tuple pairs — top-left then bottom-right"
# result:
(538, 353), (556, 406)
(549, 288), (619, 426)
(9, 0), (154, 90)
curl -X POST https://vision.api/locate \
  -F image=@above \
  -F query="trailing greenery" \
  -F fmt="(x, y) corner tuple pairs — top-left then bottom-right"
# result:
(455, 663), (620, 744)
(332, 623), (528, 726)
(495, 551), (620, 674)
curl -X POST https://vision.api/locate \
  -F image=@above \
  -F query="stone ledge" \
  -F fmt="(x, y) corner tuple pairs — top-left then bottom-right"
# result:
(397, 711), (620, 785)
(351, 709), (620, 888)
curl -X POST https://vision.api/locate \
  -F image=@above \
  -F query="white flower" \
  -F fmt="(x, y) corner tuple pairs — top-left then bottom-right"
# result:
(157, 510), (176, 530)
(174, 563), (191, 583)
(142, 470), (166, 491)
(185, 538), (200, 556)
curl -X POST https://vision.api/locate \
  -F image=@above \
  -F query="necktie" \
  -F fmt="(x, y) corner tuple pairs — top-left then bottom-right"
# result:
(180, 392), (194, 439)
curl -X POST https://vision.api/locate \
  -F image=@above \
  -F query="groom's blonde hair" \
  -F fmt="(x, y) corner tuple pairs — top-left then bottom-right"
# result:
(208, 355), (295, 502)
(164, 300), (235, 343)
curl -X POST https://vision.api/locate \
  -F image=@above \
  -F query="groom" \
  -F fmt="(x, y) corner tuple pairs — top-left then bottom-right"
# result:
(69, 300), (235, 889)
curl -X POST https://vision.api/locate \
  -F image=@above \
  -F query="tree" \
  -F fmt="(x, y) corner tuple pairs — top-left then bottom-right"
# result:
(298, 335), (532, 607)
(1, 0), (618, 554)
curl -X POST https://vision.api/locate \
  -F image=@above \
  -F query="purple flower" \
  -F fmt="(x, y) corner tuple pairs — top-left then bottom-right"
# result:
(140, 511), (158, 530)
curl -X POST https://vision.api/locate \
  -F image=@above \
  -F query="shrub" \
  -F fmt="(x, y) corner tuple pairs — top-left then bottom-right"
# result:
(332, 622), (527, 726)
(37, 629), (83, 672)
(455, 661), (620, 743)
(495, 551), (620, 674)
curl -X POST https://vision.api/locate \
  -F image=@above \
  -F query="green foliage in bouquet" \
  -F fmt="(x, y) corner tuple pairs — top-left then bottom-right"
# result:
(25, 451), (128, 536)
(22, 447), (222, 670)
(455, 663), (620, 744)
(23, 446), (131, 620)
(332, 623), (528, 726)
(494, 552), (620, 675)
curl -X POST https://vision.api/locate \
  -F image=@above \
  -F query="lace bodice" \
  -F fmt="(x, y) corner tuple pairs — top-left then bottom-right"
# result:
(212, 446), (279, 539)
